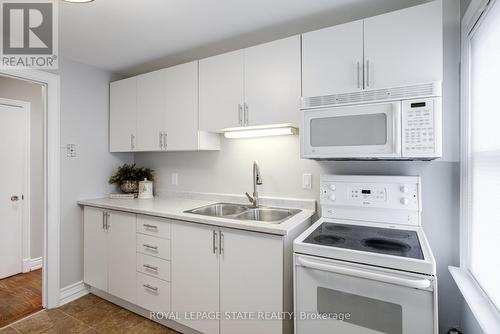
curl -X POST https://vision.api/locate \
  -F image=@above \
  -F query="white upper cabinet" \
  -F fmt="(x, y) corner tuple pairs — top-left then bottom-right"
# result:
(110, 77), (137, 152)
(199, 36), (301, 131)
(302, 20), (364, 97)
(137, 69), (166, 152)
(199, 50), (245, 132)
(244, 35), (301, 127)
(364, 0), (443, 89)
(163, 61), (199, 151)
(301, 0), (443, 101)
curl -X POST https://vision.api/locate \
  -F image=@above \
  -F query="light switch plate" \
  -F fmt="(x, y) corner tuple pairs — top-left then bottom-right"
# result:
(171, 173), (178, 186)
(302, 173), (312, 190)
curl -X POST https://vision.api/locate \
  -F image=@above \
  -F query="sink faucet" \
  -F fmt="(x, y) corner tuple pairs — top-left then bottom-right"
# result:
(245, 161), (263, 208)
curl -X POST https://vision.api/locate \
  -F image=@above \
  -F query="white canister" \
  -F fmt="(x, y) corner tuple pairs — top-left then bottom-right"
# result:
(138, 178), (153, 199)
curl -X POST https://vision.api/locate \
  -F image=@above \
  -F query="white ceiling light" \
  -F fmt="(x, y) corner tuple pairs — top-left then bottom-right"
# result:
(224, 127), (297, 139)
(62, 0), (95, 3)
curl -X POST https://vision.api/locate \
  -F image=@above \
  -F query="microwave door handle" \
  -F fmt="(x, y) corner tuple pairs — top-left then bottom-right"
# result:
(296, 257), (431, 289)
(392, 103), (402, 155)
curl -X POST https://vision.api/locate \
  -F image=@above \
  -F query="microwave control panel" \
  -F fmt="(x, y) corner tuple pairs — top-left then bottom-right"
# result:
(402, 98), (441, 157)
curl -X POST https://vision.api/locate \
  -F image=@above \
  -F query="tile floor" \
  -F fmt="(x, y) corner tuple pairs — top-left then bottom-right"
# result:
(0, 294), (179, 334)
(0, 270), (42, 328)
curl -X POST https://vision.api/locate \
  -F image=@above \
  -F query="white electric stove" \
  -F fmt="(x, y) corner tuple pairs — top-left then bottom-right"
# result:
(294, 175), (438, 334)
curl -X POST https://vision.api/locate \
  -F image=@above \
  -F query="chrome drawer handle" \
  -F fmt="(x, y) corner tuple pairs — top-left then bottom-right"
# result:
(143, 244), (158, 251)
(143, 264), (158, 272)
(143, 284), (158, 292)
(143, 224), (158, 231)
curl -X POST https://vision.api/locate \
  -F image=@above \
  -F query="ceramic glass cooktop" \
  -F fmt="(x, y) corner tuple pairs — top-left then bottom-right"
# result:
(303, 222), (424, 259)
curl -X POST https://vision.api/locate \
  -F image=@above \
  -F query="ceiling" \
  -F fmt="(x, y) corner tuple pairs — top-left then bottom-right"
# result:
(59, 0), (430, 76)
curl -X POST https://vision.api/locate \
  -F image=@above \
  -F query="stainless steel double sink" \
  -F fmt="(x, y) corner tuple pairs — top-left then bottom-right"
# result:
(184, 203), (301, 224)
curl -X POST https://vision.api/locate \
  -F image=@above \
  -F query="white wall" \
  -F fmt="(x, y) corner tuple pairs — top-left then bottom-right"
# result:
(56, 58), (133, 287)
(0, 76), (44, 260)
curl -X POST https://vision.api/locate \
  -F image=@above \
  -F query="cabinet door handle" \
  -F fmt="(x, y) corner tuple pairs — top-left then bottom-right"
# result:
(143, 284), (159, 292)
(219, 231), (224, 255)
(163, 132), (167, 150)
(238, 104), (243, 125)
(213, 230), (218, 254)
(143, 224), (158, 231)
(357, 61), (361, 89)
(143, 244), (158, 251)
(159, 132), (163, 149)
(244, 103), (249, 125)
(105, 213), (110, 230)
(130, 134), (135, 150)
(366, 59), (370, 88)
(102, 212), (106, 230)
(143, 264), (159, 272)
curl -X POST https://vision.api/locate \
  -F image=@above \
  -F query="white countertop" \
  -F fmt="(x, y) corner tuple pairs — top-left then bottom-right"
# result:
(77, 195), (316, 236)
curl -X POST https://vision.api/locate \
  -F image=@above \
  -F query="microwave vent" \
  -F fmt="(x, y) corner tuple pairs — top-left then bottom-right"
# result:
(302, 82), (441, 109)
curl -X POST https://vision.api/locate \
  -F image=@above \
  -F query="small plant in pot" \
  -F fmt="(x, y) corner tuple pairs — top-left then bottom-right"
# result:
(109, 164), (154, 194)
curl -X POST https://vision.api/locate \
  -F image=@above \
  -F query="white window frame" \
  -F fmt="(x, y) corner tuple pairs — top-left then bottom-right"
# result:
(455, 0), (500, 332)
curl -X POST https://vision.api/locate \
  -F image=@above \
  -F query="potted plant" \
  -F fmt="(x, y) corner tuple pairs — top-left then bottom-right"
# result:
(109, 164), (154, 193)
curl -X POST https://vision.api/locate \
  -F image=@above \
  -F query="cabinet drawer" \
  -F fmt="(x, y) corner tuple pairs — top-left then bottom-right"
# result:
(137, 234), (171, 260)
(137, 216), (171, 239)
(137, 253), (171, 282)
(137, 273), (171, 312)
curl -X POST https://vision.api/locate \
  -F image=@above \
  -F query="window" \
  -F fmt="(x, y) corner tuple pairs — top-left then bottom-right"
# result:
(464, 0), (500, 312)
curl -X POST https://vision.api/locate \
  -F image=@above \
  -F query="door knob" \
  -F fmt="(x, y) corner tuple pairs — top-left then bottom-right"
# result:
(11, 195), (19, 202)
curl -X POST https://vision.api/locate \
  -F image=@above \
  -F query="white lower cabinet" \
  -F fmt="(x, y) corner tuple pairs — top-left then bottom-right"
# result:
(137, 272), (171, 312)
(171, 222), (284, 334)
(83, 207), (137, 304)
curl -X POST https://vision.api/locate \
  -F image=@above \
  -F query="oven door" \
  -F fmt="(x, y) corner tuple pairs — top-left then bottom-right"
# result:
(294, 255), (437, 334)
(301, 102), (402, 159)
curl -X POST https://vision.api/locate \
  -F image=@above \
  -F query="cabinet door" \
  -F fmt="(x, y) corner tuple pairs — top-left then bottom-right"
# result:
(302, 20), (364, 97)
(83, 207), (107, 292)
(199, 50), (244, 132)
(107, 210), (137, 304)
(164, 61), (199, 151)
(364, 1), (443, 89)
(137, 69), (166, 151)
(220, 229), (283, 334)
(171, 223), (219, 334)
(244, 36), (301, 127)
(110, 77), (137, 152)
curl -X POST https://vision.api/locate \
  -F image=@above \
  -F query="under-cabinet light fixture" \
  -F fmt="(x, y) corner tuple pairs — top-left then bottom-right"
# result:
(62, 0), (95, 3)
(224, 127), (297, 139)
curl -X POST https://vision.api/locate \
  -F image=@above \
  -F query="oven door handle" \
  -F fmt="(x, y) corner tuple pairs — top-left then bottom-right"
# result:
(297, 257), (431, 290)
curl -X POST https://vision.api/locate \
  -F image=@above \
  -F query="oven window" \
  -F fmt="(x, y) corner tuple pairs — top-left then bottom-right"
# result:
(317, 287), (402, 334)
(310, 113), (388, 147)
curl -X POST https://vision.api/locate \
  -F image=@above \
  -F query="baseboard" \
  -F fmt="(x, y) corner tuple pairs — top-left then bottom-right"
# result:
(59, 281), (89, 306)
(22, 257), (43, 272)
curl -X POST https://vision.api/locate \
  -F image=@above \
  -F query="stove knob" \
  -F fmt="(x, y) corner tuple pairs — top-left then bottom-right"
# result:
(400, 186), (409, 194)
(330, 184), (336, 191)
(400, 198), (409, 205)
(329, 194), (336, 201)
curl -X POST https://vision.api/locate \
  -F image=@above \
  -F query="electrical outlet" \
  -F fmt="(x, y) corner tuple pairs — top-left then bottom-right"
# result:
(171, 173), (178, 186)
(66, 144), (76, 157)
(302, 173), (312, 190)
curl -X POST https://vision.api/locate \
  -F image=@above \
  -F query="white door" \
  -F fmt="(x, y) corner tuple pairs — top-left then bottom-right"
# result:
(244, 35), (301, 127)
(199, 50), (245, 132)
(110, 77), (137, 152)
(83, 207), (108, 291)
(295, 255), (437, 334)
(302, 20), (364, 97)
(219, 229), (283, 334)
(107, 210), (137, 304)
(137, 69), (166, 151)
(171, 223), (220, 334)
(0, 102), (27, 279)
(363, 1), (443, 89)
(164, 61), (199, 151)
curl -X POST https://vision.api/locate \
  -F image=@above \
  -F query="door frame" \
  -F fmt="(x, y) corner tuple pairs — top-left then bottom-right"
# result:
(0, 69), (60, 309)
(0, 98), (31, 275)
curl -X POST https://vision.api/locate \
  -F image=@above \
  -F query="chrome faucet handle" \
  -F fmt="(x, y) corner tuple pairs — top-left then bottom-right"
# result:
(245, 192), (254, 203)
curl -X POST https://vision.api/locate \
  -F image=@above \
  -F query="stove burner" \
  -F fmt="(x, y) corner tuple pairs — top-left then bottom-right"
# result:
(314, 235), (345, 245)
(363, 238), (411, 252)
(377, 230), (411, 239)
(325, 225), (351, 232)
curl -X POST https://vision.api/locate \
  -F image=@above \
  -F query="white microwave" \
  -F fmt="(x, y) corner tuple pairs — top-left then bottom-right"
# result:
(301, 97), (442, 160)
